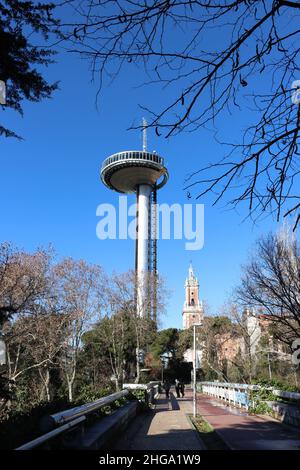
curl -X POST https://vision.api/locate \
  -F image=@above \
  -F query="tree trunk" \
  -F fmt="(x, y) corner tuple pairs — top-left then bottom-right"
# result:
(45, 369), (50, 401)
(67, 379), (73, 402)
(135, 349), (140, 384)
(39, 367), (51, 402)
(115, 377), (120, 392)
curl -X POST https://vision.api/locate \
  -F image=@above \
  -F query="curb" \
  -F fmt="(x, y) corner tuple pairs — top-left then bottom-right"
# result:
(186, 414), (208, 450)
(192, 412), (234, 450)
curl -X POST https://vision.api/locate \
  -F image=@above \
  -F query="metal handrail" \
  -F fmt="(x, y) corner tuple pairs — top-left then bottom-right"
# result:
(50, 390), (129, 426)
(16, 416), (86, 450)
(15, 384), (157, 450)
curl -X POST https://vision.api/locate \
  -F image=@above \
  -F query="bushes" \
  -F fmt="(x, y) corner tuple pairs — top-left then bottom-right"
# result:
(129, 389), (149, 410)
(0, 384), (133, 449)
(248, 401), (274, 416)
(74, 384), (113, 405)
(0, 399), (76, 450)
(252, 378), (300, 393)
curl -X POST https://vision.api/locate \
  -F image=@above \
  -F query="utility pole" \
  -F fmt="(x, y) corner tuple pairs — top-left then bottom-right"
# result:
(193, 323), (202, 418)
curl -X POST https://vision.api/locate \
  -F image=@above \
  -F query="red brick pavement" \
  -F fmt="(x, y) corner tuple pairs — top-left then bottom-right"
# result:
(197, 393), (300, 450)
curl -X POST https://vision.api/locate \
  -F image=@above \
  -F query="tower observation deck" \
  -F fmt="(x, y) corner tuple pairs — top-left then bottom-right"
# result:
(100, 122), (168, 320)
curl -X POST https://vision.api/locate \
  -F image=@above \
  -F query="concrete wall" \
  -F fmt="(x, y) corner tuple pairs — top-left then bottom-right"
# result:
(267, 401), (300, 429)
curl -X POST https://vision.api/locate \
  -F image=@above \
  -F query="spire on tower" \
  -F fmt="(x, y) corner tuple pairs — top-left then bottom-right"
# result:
(142, 117), (147, 152)
(189, 261), (194, 279)
(182, 262), (203, 329)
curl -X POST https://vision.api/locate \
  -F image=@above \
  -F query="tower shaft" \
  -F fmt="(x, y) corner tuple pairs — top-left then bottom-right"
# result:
(101, 132), (168, 321)
(136, 184), (151, 317)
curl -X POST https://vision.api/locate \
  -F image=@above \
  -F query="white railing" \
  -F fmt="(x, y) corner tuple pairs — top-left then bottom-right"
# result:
(200, 381), (300, 410)
(200, 381), (262, 410)
(123, 381), (161, 404)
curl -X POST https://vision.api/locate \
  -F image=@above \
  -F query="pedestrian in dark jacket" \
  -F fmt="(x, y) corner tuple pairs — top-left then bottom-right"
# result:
(163, 380), (171, 399)
(179, 381), (185, 397)
(175, 378), (180, 398)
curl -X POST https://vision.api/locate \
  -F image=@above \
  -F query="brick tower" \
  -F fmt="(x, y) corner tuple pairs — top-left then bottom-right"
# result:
(182, 263), (204, 329)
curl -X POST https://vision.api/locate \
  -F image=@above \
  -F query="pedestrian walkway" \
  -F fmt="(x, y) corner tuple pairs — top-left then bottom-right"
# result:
(197, 394), (300, 450)
(113, 389), (204, 450)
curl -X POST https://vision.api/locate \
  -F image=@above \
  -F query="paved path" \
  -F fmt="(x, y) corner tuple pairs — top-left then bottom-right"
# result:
(197, 394), (300, 450)
(114, 389), (204, 450)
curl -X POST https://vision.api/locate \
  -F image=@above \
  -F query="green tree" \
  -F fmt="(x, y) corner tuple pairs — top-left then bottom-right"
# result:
(150, 328), (179, 360)
(0, 0), (60, 138)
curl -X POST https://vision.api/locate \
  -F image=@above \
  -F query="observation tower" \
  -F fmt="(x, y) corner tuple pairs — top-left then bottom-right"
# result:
(100, 120), (169, 320)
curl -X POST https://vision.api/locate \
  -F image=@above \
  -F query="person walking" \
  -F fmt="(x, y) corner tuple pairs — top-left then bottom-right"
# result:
(175, 378), (180, 398)
(179, 380), (185, 398)
(163, 380), (171, 399)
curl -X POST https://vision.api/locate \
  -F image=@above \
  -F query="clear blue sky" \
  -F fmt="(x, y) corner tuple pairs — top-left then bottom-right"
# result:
(0, 9), (282, 330)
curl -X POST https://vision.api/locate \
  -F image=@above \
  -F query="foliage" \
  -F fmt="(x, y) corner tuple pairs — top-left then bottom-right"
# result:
(191, 415), (228, 450)
(0, 0), (61, 138)
(0, 398), (76, 450)
(129, 388), (149, 410)
(250, 387), (277, 402)
(0, 242), (53, 325)
(248, 401), (274, 416)
(176, 328), (192, 358)
(236, 230), (300, 344)
(74, 384), (113, 405)
(252, 378), (300, 393)
(150, 328), (179, 359)
(0, 240), (168, 418)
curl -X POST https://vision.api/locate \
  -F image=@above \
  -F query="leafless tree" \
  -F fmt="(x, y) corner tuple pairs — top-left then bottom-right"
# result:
(96, 312), (130, 391)
(60, 0), (300, 227)
(224, 303), (265, 381)
(196, 314), (240, 381)
(236, 227), (300, 346)
(0, 242), (52, 325)
(54, 258), (104, 401)
(100, 270), (168, 386)
(4, 312), (67, 402)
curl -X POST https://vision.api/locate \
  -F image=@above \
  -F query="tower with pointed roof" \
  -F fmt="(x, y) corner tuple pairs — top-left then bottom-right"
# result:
(182, 263), (204, 329)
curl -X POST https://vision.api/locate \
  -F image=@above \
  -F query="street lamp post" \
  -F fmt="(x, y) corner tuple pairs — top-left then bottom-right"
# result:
(160, 354), (168, 384)
(193, 323), (202, 418)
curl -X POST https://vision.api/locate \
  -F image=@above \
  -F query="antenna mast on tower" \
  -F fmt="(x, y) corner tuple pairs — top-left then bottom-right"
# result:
(142, 117), (147, 152)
